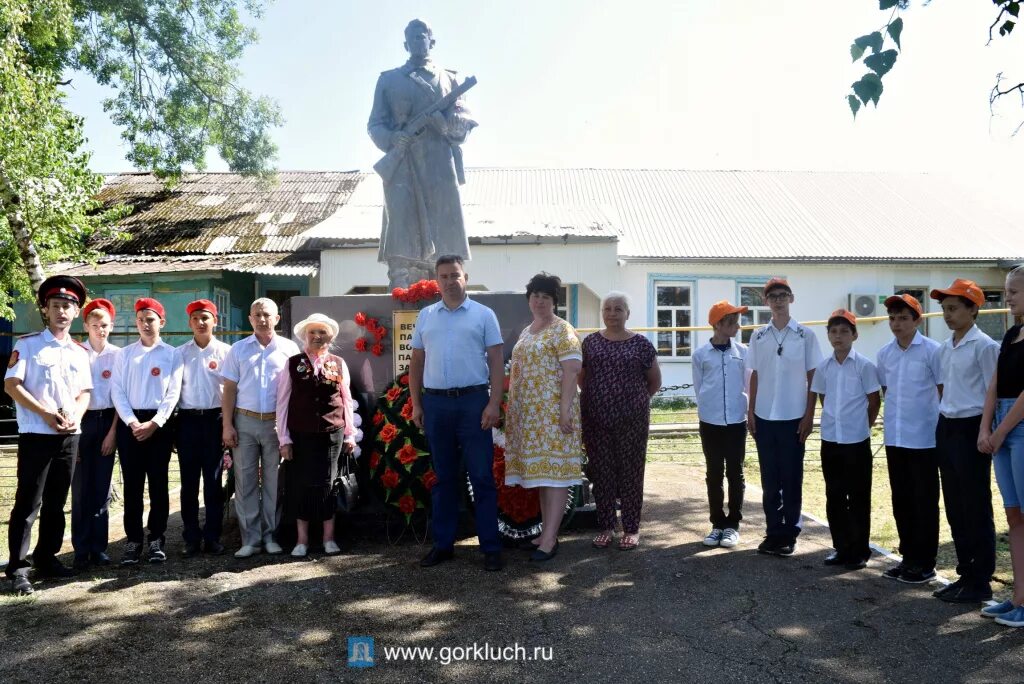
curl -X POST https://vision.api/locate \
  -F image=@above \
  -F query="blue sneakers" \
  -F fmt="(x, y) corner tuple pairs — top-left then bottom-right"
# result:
(981, 600), (1015, 618)
(994, 606), (1024, 628)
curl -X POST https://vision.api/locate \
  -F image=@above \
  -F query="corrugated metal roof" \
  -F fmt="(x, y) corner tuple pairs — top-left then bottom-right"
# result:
(52, 252), (319, 277)
(304, 169), (1024, 261)
(94, 171), (360, 254)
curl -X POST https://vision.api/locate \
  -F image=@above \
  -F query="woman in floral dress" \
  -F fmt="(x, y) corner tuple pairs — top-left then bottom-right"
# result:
(505, 273), (583, 562)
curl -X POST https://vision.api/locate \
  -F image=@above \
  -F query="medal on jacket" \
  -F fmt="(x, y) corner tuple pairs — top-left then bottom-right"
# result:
(297, 361), (308, 375)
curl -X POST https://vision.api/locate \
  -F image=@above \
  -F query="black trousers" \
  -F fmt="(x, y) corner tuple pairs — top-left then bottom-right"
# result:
(821, 438), (872, 561)
(885, 445), (939, 571)
(71, 408), (117, 559)
(699, 421), (746, 529)
(117, 409), (174, 544)
(6, 433), (78, 577)
(175, 410), (224, 546)
(936, 414), (995, 583)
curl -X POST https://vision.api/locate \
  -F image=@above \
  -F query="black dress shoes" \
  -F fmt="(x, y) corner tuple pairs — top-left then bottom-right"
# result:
(529, 541), (559, 562)
(35, 561), (76, 579)
(823, 551), (846, 566)
(11, 575), (33, 595)
(204, 540), (225, 555)
(419, 547), (455, 568)
(181, 542), (202, 558)
(91, 552), (112, 566)
(483, 552), (504, 571)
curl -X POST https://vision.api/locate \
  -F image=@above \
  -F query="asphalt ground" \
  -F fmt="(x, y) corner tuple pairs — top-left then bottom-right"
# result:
(2, 462), (1023, 683)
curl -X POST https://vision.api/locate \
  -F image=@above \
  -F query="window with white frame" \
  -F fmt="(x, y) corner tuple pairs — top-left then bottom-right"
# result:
(556, 285), (572, 323)
(739, 285), (772, 344)
(214, 288), (231, 330)
(654, 281), (692, 357)
(894, 285), (929, 334)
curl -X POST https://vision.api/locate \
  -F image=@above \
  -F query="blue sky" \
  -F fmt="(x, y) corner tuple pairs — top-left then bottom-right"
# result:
(65, 0), (1023, 176)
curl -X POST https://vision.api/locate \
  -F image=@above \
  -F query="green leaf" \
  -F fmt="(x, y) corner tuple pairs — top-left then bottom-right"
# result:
(850, 42), (866, 62)
(864, 49), (898, 77)
(852, 73), (884, 106)
(887, 17), (903, 50)
(847, 94), (861, 118)
(879, 0), (899, 9)
(854, 31), (885, 55)
(1000, 19), (1015, 36)
(1009, 3), (1020, 18)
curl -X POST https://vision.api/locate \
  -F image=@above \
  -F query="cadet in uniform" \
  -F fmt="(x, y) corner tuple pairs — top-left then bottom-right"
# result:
(4, 276), (92, 595)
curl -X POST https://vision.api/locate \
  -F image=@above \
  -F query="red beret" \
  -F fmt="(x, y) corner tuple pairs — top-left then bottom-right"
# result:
(186, 299), (218, 318)
(83, 298), (116, 320)
(135, 297), (165, 319)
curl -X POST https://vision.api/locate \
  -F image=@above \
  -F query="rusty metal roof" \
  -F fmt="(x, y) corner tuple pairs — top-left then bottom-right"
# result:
(93, 171), (360, 254)
(52, 252), (319, 278)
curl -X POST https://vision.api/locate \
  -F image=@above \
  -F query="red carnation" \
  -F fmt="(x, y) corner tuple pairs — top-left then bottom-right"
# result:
(379, 423), (398, 444)
(381, 468), (400, 489)
(391, 288), (404, 299)
(398, 494), (416, 514)
(373, 411), (384, 426)
(354, 312), (367, 326)
(385, 386), (402, 403)
(397, 443), (419, 465)
(369, 451), (381, 470)
(372, 326), (387, 341)
(421, 469), (438, 490)
(371, 342), (384, 357)
(399, 374), (410, 386)
(367, 318), (379, 330)
(354, 337), (368, 352)
(400, 398), (414, 420)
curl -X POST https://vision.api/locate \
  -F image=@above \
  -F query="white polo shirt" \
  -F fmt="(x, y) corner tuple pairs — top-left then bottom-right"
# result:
(746, 318), (823, 421)
(876, 331), (942, 449)
(175, 337), (231, 410)
(692, 340), (749, 426)
(811, 349), (881, 444)
(938, 324), (999, 419)
(4, 329), (92, 434)
(220, 333), (300, 414)
(85, 341), (120, 411)
(111, 339), (183, 427)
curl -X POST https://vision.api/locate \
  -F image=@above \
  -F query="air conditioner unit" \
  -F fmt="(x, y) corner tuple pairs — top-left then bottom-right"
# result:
(847, 293), (886, 317)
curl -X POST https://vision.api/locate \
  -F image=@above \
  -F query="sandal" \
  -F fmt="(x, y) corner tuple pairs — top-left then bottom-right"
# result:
(592, 531), (614, 549)
(619, 534), (640, 551)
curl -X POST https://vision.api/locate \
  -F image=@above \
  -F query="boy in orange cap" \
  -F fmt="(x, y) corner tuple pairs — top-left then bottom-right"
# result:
(70, 298), (121, 570)
(876, 294), (942, 584)
(810, 310), (881, 569)
(929, 279), (999, 603)
(693, 301), (750, 549)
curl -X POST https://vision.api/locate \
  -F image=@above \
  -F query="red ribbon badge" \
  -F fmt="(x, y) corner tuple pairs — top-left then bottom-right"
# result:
(151, 367), (161, 377)
(208, 360), (218, 370)
(101, 369), (112, 379)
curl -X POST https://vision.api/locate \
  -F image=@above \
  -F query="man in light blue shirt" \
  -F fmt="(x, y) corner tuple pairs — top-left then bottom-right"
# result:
(410, 255), (505, 571)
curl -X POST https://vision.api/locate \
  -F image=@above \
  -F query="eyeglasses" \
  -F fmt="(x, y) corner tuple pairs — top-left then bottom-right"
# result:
(764, 292), (791, 302)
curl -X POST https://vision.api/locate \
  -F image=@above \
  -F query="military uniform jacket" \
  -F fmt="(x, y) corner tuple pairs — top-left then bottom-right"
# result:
(5, 329), (92, 434)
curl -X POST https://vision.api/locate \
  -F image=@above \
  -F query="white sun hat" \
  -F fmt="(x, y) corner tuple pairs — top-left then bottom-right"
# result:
(293, 312), (340, 340)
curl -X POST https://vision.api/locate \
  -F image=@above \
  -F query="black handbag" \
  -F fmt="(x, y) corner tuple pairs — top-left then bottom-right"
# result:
(333, 453), (359, 513)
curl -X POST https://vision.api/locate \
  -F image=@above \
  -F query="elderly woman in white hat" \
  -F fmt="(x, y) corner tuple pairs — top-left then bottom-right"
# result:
(276, 313), (356, 557)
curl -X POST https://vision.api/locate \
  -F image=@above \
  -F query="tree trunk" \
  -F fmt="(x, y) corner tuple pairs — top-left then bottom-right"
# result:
(0, 162), (46, 294)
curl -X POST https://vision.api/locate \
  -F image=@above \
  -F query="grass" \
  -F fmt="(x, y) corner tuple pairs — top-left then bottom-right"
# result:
(647, 424), (1013, 588)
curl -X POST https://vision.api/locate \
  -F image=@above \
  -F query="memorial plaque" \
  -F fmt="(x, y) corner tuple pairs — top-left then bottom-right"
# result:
(392, 310), (419, 376)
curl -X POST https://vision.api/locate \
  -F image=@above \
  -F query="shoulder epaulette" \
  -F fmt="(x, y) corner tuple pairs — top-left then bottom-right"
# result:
(18, 332), (40, 339)
(753, 327), (769, 341)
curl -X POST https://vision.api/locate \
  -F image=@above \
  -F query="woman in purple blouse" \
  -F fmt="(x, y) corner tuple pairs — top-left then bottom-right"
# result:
(579, 291), (661, 551)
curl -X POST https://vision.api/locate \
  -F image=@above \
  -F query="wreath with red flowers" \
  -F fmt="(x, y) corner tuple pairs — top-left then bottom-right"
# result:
(353, 311), (387, 356)
(368, 371), (555, 538)
(391, 279), (441, 304)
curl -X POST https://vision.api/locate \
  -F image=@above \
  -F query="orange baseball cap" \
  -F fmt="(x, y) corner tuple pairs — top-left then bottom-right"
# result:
(763, 277), (792, 295)
(708, 300), (748, 326)
(929, 278), (984, 307)
(883, 294), (923, 319)
(828, 309), (857, 328)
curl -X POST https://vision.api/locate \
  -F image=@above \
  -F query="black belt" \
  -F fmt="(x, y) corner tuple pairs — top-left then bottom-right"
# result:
(423, 384), (488, 398)
(85, 408), (115, 417)
(178, 408), (221, 416)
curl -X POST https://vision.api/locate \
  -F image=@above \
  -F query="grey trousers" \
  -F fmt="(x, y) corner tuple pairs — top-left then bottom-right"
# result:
(232, 413), (281, 547)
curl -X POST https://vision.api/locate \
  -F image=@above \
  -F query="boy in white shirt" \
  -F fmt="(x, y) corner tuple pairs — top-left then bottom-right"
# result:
(746, 278), (823, 557)
(929, 279), (1000, 604)
(876, 294), (942, 584)
(694, 301), (750, 549)
(174, 299), (231, 557)
(111, 297), (183, 565)
(811, 309), (881, 570)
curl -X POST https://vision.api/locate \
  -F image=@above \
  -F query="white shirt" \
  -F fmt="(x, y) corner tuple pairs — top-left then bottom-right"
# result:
(220, 333), (300, 413)
(746, 319), (823, 421)
(938, 324), (999, 419)
(811, 349), (881, 444)
(111, 339), (183, 427)
(876, 331), (942, 448)
(692, 340), (749, 426)
(4, 329), (92, 435)
(175, 337), (231, 410)
(85, 341), (120, 411)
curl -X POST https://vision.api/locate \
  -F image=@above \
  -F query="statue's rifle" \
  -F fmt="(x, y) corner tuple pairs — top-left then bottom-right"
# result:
(373, 75), (477, 183)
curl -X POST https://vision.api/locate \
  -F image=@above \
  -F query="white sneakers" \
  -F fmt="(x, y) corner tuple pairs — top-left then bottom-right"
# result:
(291, 544), (308, 558)
(324, 541), (341, 555)
(234, 545), (261, 558)
(720, 528), (740, 548)
(264, 541), (284, 555)
(703, 528), (724, 546)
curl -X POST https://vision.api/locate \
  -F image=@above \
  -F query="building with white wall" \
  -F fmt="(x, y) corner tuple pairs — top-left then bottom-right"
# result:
(303, 169), (1023, 393)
